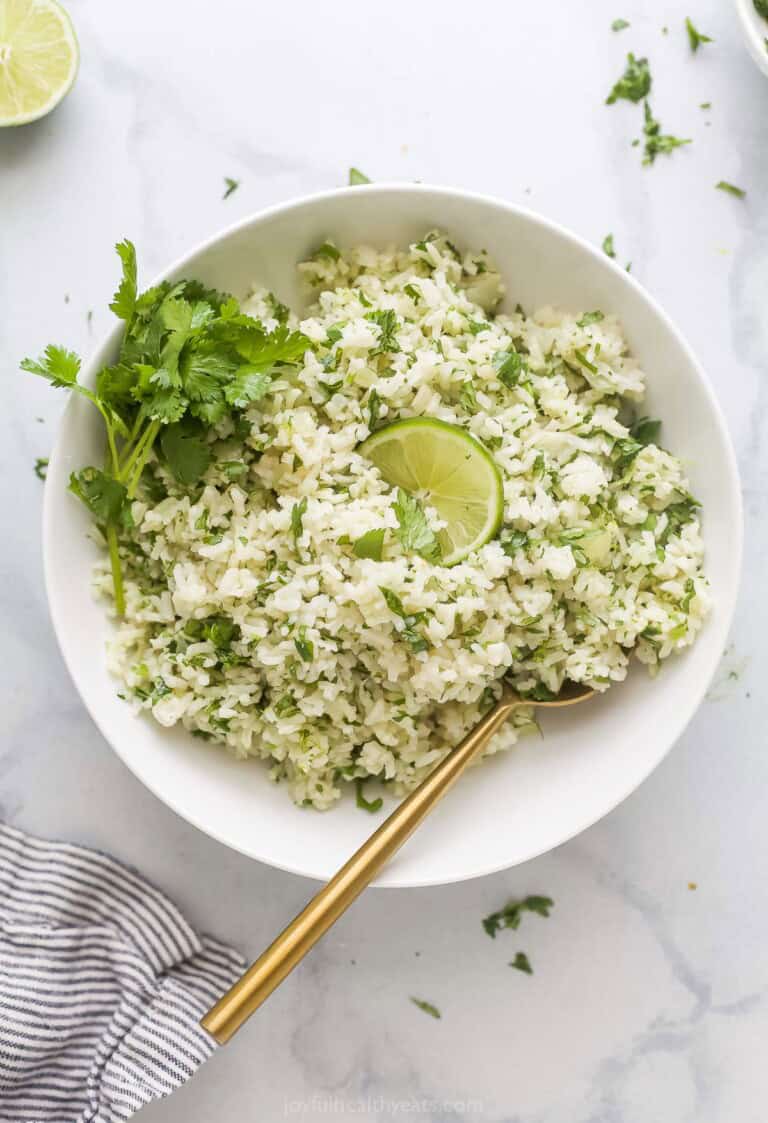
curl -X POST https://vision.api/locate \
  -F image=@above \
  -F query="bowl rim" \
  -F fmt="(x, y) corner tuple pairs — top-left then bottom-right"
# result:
(734, 0), (768, 78)
(43, 182), (744, 887)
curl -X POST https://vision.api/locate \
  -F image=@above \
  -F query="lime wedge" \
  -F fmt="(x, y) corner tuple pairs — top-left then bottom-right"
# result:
(0, 0), (79, 127)
(360, 417), (504, 564)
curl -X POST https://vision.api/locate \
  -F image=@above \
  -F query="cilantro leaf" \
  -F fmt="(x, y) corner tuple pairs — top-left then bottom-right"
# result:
(685, 17), (712, 51)
(642, 101), (691, 165)
(34, 457), (49, 480)
(21, 344), (81, 388)
(223, 177), (240, 199)
(159, 419), (211, 485)
(611, 18), (630, 30)
(482, 895), (554, 938)
(349, 167), (371, 185)
(606, 54), (651, 104)
(353, 528), (386, 560)
(233, 325), (308, 369)
(393, 488), (441, 563)
(510, 952), (533, 974)
(410, 997), (441, 1019)
(355, 778), (383, 812)
(110, 240), (138, 322)
(224, 367), (273, 409)
(69, 468), (131, 528)
(602, 233), (616, 258)
(367, 388), (382, 430)
(379, 586), (429, 652)
(716, 181), (746, 199)
(630, 416), (661, 445)
(658, 496), (700, 545)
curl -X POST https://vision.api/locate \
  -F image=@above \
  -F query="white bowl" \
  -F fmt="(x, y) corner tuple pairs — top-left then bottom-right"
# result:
(735, 0), (768, 77)
(44, 185), (742, 887)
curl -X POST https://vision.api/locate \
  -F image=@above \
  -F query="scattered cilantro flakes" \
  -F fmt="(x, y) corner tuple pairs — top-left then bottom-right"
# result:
(606, 54), (651, 104)
(34, 456), (49, 480)
(348, 167), (371, 185)
(602, 233), (616, 258)
(355, 778), (383, 812)
(410, 997), (441, 1019)
(353, 527), (386, 561)
(685, 18), (713, 51)
(510, 952), (533, 975)
(393, 488), (441, 563)
(222, 177), (240, 200)
(716, 181), (746, 199)
(611, 18), (630, 31)
(482, 895), (554, 938)
(641, 101), (691, 165)
(576, 310), (605, 328)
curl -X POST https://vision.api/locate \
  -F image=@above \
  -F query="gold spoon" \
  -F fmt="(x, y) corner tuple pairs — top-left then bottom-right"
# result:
(200, 680), (594, 1043)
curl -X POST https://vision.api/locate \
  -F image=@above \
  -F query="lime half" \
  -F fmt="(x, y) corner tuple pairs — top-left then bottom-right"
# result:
(360, 417), (504, 564)
(0, 0), (79, 127)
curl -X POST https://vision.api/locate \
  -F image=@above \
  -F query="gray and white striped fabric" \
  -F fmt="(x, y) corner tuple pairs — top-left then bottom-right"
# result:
(0, 823), (245, 1122)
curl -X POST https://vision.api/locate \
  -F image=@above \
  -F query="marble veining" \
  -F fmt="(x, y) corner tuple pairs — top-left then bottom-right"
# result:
(0, 0), (765, 1119)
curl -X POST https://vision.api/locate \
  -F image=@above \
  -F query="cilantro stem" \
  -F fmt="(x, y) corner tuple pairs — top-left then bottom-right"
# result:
(125, 419), (161, 498)
(106, 525), (126, 616)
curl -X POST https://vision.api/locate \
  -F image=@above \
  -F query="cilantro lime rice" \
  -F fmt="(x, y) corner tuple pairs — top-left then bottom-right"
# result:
(98, 233), (709, 809)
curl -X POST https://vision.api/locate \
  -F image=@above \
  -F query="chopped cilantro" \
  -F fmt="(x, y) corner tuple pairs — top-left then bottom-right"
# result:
(606, 54), (651, 104)
(641, 101), (691, 165)
(510, 952), (533, 974)
(602, 233), (616, 258)
(367, 388), (382, 430)
(685, 17), (712, 51)
(501, 529), (528, 555)
(293, 626), (314, 663)
(404, 282), (421, 302)
(576, 311), (605, 328)
(34, 456), (49, 480)
(366, 308), (401, 355)
(573, 349), (598, 374)
(410, 997), (441, 1019)
(482, 895), (554, 938)
(493, 348), (525, 388)
(222, 177), (240, 200)
(716, 181), (746, 199)
(353, 528), (386, 560)
(291, 496), (308, 542)
(312, 242), (341, 262)
(700, 102), (711, 109)
(393, 488), (441, 563)
(658, 496), (700, 544)
(630, 416), (661, 445)
(611, 18), (630, 31)
(459, 380), (479, 413)
(355, 778), (383, 812)
(379, 586), (429, 652)
(348, 167), (371, 185)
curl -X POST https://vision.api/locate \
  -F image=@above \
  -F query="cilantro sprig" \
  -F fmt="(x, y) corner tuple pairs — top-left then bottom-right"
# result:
(22, 240), (309, 614)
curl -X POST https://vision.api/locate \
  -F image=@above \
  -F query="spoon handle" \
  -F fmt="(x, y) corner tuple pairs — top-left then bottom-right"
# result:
(200, 694), (517, 1043)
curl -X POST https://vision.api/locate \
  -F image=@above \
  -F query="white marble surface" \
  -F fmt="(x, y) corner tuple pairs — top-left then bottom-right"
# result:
(1, 0), (766, 1118)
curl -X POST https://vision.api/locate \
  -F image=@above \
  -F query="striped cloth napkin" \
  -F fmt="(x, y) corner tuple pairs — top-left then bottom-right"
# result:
(0, 822), (244, 1122)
